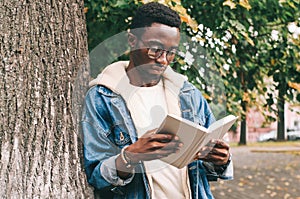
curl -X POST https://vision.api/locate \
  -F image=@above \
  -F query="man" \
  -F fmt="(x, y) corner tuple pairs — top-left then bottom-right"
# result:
(82, 2), (233, 199)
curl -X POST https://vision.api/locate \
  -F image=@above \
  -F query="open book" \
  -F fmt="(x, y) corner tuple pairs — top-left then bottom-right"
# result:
(156, 114), (238, 169)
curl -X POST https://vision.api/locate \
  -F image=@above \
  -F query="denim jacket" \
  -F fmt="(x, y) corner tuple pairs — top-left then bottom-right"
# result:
(81, 81), (233, 199)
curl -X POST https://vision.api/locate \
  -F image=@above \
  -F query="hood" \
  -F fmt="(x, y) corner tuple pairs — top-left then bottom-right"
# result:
(89, 61), (187, 95)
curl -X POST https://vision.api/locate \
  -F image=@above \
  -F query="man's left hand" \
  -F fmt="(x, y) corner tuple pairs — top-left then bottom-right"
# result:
(194, 139), (230, 166)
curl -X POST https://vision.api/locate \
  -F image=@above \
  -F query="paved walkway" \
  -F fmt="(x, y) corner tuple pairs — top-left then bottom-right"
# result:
(211, 143), (300, 199)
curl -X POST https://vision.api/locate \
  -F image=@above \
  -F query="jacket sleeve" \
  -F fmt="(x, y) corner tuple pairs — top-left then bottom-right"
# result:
(81, 86), (135, 191)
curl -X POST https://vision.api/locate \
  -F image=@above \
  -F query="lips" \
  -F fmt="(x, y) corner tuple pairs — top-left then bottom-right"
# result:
(152, 64), (167, 71)
(136, 63), (167, 75)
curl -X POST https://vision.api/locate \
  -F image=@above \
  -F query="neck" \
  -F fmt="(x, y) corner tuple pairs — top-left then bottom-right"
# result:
(126, 62), (162, 87)
(126, 69), (161, 87)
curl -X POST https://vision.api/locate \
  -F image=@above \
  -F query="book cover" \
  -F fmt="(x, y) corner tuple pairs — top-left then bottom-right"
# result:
(156, 114), (238, 168)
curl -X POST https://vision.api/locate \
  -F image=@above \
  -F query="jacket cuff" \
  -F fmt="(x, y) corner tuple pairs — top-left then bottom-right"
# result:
(100, 155), (135, 186)
(202, 154), (234, 181)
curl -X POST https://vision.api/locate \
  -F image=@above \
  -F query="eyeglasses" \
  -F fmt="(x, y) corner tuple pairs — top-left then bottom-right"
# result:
(139, 39), (178, 63)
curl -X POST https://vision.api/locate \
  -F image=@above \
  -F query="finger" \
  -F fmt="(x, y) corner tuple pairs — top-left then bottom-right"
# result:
(150, 133), (177, 143)
(142, 148), (180, 161)
(195, 152), (208, 160)
(126, 147), (176, 162)
(160, 140), (183, 152)
(145, 139), (181, 152)
(200, 153), (223, 164)
(210, 147), (229, 157)
(214, 140), (229, 149)
(208, 151), (229, 161)
(208, 155), (229, 165)
(194, 145), (214, 160)
(207, 150), (230, 164)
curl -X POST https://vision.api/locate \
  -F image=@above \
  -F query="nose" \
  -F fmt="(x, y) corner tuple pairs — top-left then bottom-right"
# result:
(155, 51), (168, 65)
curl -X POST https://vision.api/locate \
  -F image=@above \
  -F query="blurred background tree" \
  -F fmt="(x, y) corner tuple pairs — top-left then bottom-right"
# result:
(180, 0), (300, 144)
(84, 0), (300, 144)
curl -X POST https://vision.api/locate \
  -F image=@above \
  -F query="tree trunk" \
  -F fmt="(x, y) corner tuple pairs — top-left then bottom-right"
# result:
(277, 82), (286, 141)
(239, 100), (247, 145)
(239, 70), (247, 145)
(0, 0), (93, 198)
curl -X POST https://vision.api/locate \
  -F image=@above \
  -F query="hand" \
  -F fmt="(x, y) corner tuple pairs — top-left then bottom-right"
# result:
(194, 139), (230, 165)
(125, 129), (183, 163)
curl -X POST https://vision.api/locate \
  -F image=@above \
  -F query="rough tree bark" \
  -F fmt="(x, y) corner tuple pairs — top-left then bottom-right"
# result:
(0, 0), (93, 198)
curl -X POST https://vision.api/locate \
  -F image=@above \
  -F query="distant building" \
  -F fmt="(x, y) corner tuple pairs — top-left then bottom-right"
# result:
(228, 103), (300, 142)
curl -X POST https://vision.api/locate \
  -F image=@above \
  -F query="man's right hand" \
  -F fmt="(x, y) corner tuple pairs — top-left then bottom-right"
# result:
(125, 129), (183, 164)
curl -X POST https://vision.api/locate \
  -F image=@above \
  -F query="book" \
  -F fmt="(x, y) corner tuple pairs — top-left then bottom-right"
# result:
(156, 114), (238, 169)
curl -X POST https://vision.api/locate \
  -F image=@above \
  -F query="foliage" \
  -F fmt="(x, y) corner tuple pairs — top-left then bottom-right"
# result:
(84, 0), (300, 140)
(180, 0), (300, 119)
(85, 0), (142, 51)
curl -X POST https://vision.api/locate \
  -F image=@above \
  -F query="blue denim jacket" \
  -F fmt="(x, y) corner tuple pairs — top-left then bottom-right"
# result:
(81, 81), (233, 199)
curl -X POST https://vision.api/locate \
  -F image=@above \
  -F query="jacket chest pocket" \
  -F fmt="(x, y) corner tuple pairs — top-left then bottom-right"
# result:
(111, 124), (132, 147)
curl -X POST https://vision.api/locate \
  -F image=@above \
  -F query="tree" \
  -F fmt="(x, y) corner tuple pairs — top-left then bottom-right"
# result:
(247, 1), (298, 143)
(181, 0), (300, 144)
(254, 0), (300, 141)
(0, 0), (92, 198)
(85, 0), (300, 145)
(180, 0), (261, 145)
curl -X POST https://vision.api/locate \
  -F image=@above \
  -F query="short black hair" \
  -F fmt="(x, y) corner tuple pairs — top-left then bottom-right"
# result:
(130, 2), (181, 36)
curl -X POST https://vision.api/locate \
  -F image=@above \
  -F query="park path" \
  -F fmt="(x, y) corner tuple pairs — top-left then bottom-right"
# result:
(211, 143), (300, 199)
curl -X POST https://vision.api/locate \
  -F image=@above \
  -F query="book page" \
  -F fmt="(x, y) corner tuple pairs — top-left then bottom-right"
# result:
(201, 115), (238, 151)
(208, 115), (238, 133)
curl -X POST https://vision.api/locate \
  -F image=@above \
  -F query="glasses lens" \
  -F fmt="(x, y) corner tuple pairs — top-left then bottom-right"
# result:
(167, 49), (177, 63)
(148, 47), (163, 59)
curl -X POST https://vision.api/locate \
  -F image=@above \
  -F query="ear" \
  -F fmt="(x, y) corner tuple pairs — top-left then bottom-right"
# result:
(128, 33), (138, 48)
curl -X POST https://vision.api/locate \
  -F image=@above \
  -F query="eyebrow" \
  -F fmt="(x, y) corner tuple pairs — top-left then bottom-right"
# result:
(146, 40), (179, 50)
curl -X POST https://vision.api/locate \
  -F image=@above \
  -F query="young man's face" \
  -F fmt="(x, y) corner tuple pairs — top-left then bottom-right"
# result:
(130, 23), (181, 78)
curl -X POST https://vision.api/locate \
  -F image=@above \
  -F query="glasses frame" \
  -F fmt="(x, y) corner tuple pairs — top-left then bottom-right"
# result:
(139, 39), (178, 63)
